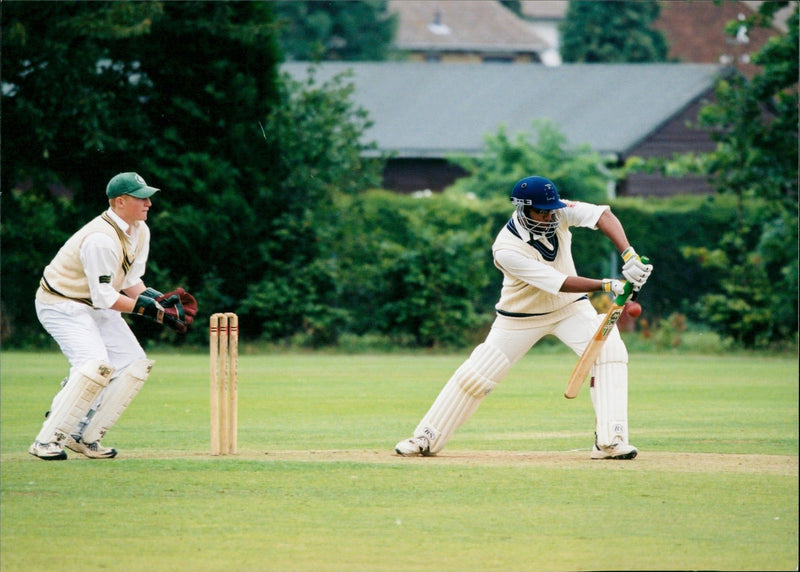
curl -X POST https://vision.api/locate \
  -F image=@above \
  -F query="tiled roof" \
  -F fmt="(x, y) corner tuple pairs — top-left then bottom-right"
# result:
(283, 62), (727, 158)
(389, 0), (547, 52)
(520, 0), (568, 20)
(654, 0), (788, 77)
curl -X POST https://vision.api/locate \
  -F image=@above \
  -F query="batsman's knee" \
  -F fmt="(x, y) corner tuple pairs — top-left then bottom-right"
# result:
(457, 343), (511, 397)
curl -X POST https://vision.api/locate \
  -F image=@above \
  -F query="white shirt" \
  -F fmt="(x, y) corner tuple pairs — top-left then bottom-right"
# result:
(494, 202), (608, 295)
(79, 209), (148, 308)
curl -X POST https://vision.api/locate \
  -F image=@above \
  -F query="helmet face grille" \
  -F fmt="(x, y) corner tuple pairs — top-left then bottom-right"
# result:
(516, 205), (560, 238)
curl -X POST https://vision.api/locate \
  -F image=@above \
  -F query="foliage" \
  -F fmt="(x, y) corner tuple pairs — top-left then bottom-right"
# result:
(272, 0), (397, 61)
(322, 192), (746, 349)
(324, 190), (507, 347)
(607, 195), (746, 322)
(448, 120), (611, 204)
(0, 4), (381, 347)
(682, 210), (798, 349)
(1, 1), (168, 343)
(559, 0), (669, 63)
(619, 3), (798, 349)
(238, 67), (384, 344)
(2, 3), (795, 352)
(1, 1), (164, 202)
(684, 3), (798, 348)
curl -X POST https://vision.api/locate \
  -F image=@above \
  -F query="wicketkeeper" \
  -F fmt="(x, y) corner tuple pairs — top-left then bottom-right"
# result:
(29, 172), (197, 460)
(395, 176), (652, 459)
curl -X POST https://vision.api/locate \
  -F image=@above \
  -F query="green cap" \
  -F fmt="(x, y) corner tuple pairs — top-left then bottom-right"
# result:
(106, 172), (160, 199)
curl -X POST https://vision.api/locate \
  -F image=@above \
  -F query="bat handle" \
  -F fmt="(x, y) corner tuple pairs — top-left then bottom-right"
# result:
(629, 255), (650, 302)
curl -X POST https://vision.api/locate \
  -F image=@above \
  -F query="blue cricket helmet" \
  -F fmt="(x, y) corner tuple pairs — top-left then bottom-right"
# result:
(509, 176), (566, 238)
(510, 176), (567, 210)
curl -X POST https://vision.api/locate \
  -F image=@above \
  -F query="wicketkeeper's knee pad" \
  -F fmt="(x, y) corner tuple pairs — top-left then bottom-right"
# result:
(590, 330), (630, 446)
(415, 343), (511, 454)
(82, 358), (155, 443)
(36, 360), (115, 444)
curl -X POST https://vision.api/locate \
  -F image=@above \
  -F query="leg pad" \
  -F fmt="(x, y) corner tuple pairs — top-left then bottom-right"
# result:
(415, 343), (510, 454)
(590, 332), (629, 447)
(36, 360), (114, 444)
(81, 359), (154, 443)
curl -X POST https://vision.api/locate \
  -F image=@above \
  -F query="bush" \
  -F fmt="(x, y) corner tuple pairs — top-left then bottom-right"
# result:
(323, 189), (508, 347)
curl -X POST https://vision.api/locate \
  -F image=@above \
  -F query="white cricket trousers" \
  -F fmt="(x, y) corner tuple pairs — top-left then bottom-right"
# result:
(487, 298), (610, 364)
(35, 299), (146, 375)
(488, 298), (631, 447)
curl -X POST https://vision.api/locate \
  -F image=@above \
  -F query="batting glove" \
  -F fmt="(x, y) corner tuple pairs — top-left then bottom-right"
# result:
(601, 279), (626, 296)
(621, 247), (653, 288)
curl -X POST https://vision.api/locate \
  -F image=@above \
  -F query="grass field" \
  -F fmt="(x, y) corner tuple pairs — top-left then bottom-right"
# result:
(1, 349), (797, 571)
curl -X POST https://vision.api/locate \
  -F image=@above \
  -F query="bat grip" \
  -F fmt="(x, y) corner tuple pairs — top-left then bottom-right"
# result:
(613, 282), (634, 306)
(629, 255), (650, 302)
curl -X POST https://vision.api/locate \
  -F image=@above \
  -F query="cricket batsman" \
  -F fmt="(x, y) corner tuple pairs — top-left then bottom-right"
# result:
(29, 172), (197, 460)
(395, 175), (652, 459)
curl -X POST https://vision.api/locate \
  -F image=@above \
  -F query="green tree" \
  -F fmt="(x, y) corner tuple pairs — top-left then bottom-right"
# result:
(448, 120), (611, 204)
(326, 189), (505, 347)
(684, 3), (799, 348)
(238, 67), (384, 344)
(1, 3), (382, 346)
(560, 0), (669, 63)
(1, 2), (164, 203)
(1, 1), (167, 344)
(273, 0), (397, 61)
(119, 1), (283, 342)
(2, 1), (285, 344)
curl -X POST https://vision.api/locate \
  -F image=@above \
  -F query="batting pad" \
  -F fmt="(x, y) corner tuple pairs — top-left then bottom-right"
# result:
(415, 343), (510, 454)
(590, 332), (629, 446)
(36, 360), (114, 445)
(82, 358), (154, 443)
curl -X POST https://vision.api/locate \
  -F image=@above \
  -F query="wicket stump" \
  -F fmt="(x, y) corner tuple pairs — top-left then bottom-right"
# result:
(210, 313), (238, 455)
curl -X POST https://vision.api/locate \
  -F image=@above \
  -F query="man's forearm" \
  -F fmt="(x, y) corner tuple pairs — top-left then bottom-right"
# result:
(596, 210), (631, 254)
(560, 276), (603, 293)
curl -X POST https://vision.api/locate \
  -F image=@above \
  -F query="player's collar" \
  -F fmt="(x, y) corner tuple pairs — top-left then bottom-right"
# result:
(106, 208), (133, 235)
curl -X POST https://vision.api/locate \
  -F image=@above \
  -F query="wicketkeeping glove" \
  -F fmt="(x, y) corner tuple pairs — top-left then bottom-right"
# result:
(140, 287), (164, 299)
(155, 288), (198, 334)
(620, 247), (653, 288)
(132, 295), (167, 325)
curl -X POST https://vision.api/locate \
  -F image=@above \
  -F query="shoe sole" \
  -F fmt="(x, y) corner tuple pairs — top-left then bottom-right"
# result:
(65, 444), (118, 459)
(395, 448), (420, 457)
(28, 450), (67, 461)
(395, 449), (436, 457)
(591, 450), (638, 460)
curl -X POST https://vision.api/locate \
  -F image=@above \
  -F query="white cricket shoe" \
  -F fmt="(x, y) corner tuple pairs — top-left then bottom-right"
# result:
(395, 436), (431, 457)
(591, 438), (638, 460)
(28, 441), (67, 461)
(65, 436), (117, 459)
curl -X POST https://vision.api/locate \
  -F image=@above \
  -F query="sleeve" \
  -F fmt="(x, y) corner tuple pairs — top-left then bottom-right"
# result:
(79, 233), (125, 309)
(560, 201), (609, 229)
(494, 248), (567, 295)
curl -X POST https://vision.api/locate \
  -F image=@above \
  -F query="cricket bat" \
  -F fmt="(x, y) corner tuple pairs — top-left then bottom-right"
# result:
(564, 260), (647, 399)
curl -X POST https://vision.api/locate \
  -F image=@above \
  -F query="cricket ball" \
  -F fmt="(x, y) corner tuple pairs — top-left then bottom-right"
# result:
(626, 301), (642, 318)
